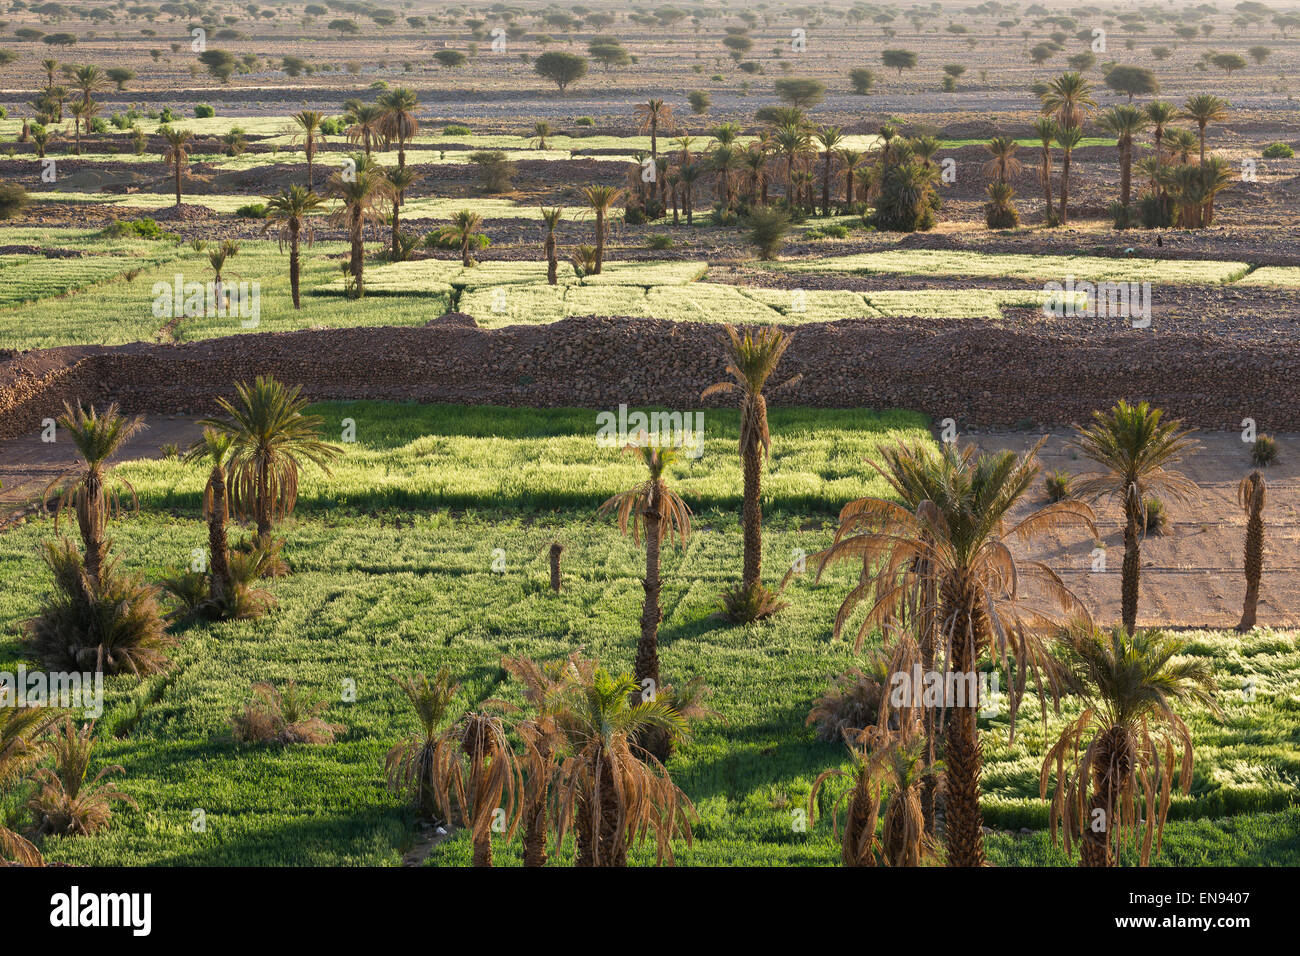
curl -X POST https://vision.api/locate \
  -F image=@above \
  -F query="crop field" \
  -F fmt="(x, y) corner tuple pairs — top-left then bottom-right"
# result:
(0, 403), (1294, 869)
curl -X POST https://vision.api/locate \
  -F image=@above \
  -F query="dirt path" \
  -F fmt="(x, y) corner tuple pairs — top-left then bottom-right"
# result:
(971, 429), (1300, 631)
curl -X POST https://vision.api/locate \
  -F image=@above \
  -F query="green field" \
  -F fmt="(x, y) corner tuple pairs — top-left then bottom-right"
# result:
(0, 403), (1295, 866)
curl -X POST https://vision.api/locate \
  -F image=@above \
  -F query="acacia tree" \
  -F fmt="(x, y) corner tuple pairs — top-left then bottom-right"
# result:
(702, 325), (800, 623)
(1236, 471), (1265, 632)
(1071, 400), (1198, 635)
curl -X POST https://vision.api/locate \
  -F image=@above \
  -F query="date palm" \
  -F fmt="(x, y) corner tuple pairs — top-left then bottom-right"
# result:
(436, 209), (485, 268)
(183, 428), (235, 606)
(1040, 71), (1096, 130)
(813, 439), (1097, 866)
(385, 669), (459, 822)
(1236, 471), (1265, 632)
(160, 124), (191, 208)
(702, 325), (801, 622)
(1, 707), (62, 865)
(1042, 626), (1217, 866)
(326, 153), (394, 297)
(678, 162), (701, 225)
(836, 147), (863, 210)
(600, 444), (692, 696)
(817, 125), (845, 215)
(1162, 127), (1198, 165)
(1182, 93), (1229, 165)
(431, 711), (521, 866)
(199, 375), (343, 549)
(635, 98), (674, 159)
(1070, 400), (1199, 635)
(46, 402), (145, 589)
(1101, 105), (1149, 210)
(1032, 117), (1057, 220)
(553, 665), (691, 867)
(262, 185), (322, 309)
(581, 184), (623, 274)
(385, 164), (418, 259)
(530, 119), (554, 150)
(540, 206), (563, 284)
(1054, 124), (1083, 224)
(70, 64), (106, 106)
(291, 110), (324, 189)
(344, 103), (383, 158)
(982, 136), (1021, 185)
(30, 125), (55, 158)
(376, 86), (420, 171)
(709, 143), (742, 212)
(742, 147), (768, 207)
(773, 122), (811, 203)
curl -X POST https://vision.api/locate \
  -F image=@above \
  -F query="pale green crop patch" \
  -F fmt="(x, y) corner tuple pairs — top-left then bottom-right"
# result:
(321, 258), (708, 296)
(773, 249), (1253, 285)
(1233, 266), (1300, 289)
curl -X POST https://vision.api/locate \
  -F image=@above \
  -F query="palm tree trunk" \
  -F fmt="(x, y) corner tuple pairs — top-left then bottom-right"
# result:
(1121, 489), (1141, 635)
(741, 430), (763, 594)
(1042, 151), (1054, 219)
(256, 457), (272, 544)
(1120, 140), (1132, 208)
(1238, 491), (1263, 632)
(522, 784), (549, 866)
(594, 209), (605, 274)
(471, 831), (493, 867)
(1058, 150), (1071, 224)
(943, 592), (987, 867)
(391, 199), (401, 259)
(545, 233), (557, 284)
(175, 163), (182, 208)
(208, 468), (232, 603)
(306, 141), (313, 189)
(637, 505), (663, 690)
(821, 155), (832, 216)
(597, 757), (627, 867)
(350, 208), (364, 297)
(78, 476), (106, 589)
(288, 223), (301, 309)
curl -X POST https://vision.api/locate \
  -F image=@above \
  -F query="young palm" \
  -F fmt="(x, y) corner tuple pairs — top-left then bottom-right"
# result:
(430, 711), (521, 867)
(981, 136), (1022, 185)
(836, 147), (863, 210)
(345, 102), (384, 157)
(540, 206), (563, 284)
(553, 665), (692, 866)
(600, 444), (693, 695)
(1101, 105), (1149, 211)
(531, 120), (554, 150)
(385, 669), (459, 822)
(199, 375), (343, 549)
(773, 122), (811, 203)
(26, 718), (135, 838)
(1182, 94), (1229, 165)
(207, 239), (240, 304)
(1144, 101), (1177, 219)
(1042, 626), (1218, 866)
(813, 439), (1097, 866)
(634, 98), (674, 159)
(385, 164), (418, 259)
(817, 125), (845, 215)
(68, 98), (88, 154)
(709, 143), (743, 212)
(326, 154), (394, 297)
(741, 147), (768, 207)
(1162, 127), (1198, 165)
(436, 209), (486, 268)
(0, 707), (63, 865)
(262, 185), (322, 309)
(376, 86), (420, 171)
(702, 325), (801, 622)
(678, 163), (701, 225)
(1054, 124), (1084, 224)
(1236, 471), (1265, 632)
(184, 428), (235, 606)
(1040, 71), (1097, 130)
(1070, 400), (1199, 635)
(292, 109), (324, 188)
(160, 125), (192, 208)
(581, 185), (624, 274)
(46, 402), (145, 588)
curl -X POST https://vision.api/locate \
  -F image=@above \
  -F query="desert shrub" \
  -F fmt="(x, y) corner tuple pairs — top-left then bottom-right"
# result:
(469, 150), (516, 193)
(318, 116), (344, 136)
(231, 682), (341, 745)
(1144, 497), (1168, 535)
(26, 718), (135, 838)
(1262, 142), (1294, 159)
(390, 229), (420, 262)
(746, 206), (791, 259)
(235, 202), (267, 219)
(647, 234), (674, 250)
(1251, 434), (1279, 467)
(807, 653), (891, 742)
(100, 217), (173, 240)
(1138, 194), (1172, 229)
(1108, 200), (1138, 230)
(574, 116), (594, 126)
(1045, 469), (1073, 502)
(849, 67), (875, 94)
(687, 90), (710, 114)
(24, 539), (173, 676)
(158, 106), (179, 123)
(194, 103), (215, 118)
(442, 123), (472, 136)
(0, 182), (29, 220)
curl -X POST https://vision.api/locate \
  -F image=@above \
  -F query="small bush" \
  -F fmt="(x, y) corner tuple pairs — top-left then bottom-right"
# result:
(571, 244), (599, 277)
(1252, 434), (1279, 467)
(235, 202), (268, 219)
(26, 718), (136, 838)
(194, 103), (215, 118)
(1144, 498), (1168, 535)
(231, 682), (342, 745)
(574, 116), (594, 126)
(469, 150), (516, 193)
(647, 234), (674, 250)
(442, 123), (472, 136)
(1262, 142), (1294, 159)
(0, 182), (30, 220)
(1045, 469), (1073, 502)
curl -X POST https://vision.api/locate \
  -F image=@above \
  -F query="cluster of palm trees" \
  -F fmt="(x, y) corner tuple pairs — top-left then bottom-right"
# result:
(810, 399), (1236, 867)
(21, 59), (109, 156)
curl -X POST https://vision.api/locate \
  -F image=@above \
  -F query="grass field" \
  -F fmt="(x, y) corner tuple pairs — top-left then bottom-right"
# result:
(0, 403), (1295, 866)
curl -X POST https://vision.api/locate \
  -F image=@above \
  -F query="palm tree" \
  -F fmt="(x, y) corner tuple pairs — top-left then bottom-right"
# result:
(1236, 471), (1265, 632)
(207, 239), (239, 305)
(813, 439), (1097, 866)
(184, 428), (235, 605)
(199, 375), (343, 548)
(741, 147), (768, 207)
(540, 206), (563, 284)
(635, 98), (674, 160)
(1040, 71), (1097, 130)
(326, 154), (394, 297)
(553, 665), (691, 866)
(1145, 100), (1177, 219)
(68, 97), (88, 154)
(836, 147), (863, 210)
(1183, 94), (1229, 165)
(160, 125), (192, 208)
(345, 102), (384, 158)
(292, 110), (324, 189)
(678, 163), (701, 225)
(1032, 117), (1057, 221)
(701, 325), (801, 622)
(817, 125), (844, 215)
(773, 122), (811, 204)
(1163, 127), (1198, 165)
(432, 711), (522, 867)
(982, 136), (1022, 185)
(41, 57), (58, 89)
(262, 185), (323, 309)
(47, 402), (146, 588)
(709, 143), (742, 212)
(1054, 124), (1084, 224)
(600, 444), (693, 695)
(385, 165), (418, 258)
(376, 86), (420, 171)
(581, 185), (623, 274)
(1070, 400), (1199, 635)
(70, 64), (106, 106)
(1101, 105), (1149, 211)
(385, 669), (459, 822)
(1042, 626), (1217, 866)
(436, 209), (486, 268)
(530, 120), (554, 150)
(30, 125), (55, 158)
(1, 707), (62, 865)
